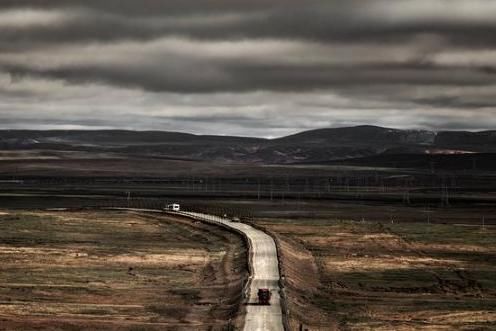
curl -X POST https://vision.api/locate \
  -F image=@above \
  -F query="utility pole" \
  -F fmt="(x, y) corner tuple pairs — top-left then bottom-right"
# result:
(403, 190), (411, 205)
(270, 177), (274, 201)
(424, 206), (433, 231)
(389, 208), (395, 224)
(257, 178), (261, 200)
(441, 183), (450, 207)
(430, 161), (436, 174)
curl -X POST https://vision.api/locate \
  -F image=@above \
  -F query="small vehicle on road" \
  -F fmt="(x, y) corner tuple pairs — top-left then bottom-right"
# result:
(164, 203), (180, 212)
(257, 288), (271, 305)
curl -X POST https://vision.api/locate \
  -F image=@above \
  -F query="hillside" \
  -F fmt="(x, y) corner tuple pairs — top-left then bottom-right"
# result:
(435, 131), (496, 152)
(0, 126), (495, 164)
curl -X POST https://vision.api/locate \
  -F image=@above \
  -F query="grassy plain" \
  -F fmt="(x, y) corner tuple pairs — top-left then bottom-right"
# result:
(0, 210), (247, 330)
(256, 218), (496, 330)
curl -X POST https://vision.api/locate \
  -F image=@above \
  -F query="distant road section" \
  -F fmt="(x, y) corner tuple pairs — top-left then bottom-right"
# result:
(178, 211), (284, 331)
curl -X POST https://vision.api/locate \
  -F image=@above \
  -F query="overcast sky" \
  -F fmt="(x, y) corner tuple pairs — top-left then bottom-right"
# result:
(1, 0), (495, 137)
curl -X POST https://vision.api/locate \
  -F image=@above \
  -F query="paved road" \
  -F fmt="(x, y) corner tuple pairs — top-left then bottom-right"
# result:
(178, 212), (284, 331)
(107, 208), (284, 330)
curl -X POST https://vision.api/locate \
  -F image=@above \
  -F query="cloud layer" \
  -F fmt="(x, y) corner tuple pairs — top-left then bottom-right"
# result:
(1, 0), (496, 136)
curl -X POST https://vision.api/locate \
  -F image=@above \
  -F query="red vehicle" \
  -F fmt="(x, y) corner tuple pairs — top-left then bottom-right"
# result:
(257, 288), (271, 305)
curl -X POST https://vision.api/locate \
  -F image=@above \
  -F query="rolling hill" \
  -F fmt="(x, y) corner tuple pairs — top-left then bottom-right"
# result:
(1, 126), (495, 165)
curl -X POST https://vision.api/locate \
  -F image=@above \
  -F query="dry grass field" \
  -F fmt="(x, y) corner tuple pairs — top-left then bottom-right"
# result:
(0, 210), (247, 330)
(256, 218), (496, 330)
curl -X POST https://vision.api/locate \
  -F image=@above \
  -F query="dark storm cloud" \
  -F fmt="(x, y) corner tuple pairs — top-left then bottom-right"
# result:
(413, 96), (496, 109)
(1, 0), (496, 133)
(4, 60), (496, 94)
(0, 116), (106, 128)
(2, 0), (496, 92)
(3, 0), (496, 48)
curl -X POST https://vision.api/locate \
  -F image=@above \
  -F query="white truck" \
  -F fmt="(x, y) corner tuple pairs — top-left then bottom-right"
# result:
(165, 203), (180, 212)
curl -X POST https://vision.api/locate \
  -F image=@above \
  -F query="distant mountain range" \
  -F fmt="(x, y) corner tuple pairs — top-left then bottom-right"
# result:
(1, 125), (495, 164)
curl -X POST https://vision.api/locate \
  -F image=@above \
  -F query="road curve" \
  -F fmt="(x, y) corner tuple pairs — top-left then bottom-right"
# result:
(178, 211), (284, 331)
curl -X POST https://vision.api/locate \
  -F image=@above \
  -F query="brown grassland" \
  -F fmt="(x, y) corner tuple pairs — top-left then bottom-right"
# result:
(255, 218), (496, 330)
(0, 210), (247, 331)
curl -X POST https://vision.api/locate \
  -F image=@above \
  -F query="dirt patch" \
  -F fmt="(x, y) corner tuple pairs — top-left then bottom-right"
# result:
(322, 256), (464, 273)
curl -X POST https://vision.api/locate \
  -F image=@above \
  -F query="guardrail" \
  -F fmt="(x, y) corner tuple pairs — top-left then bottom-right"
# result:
(170, 211), (255, 328)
